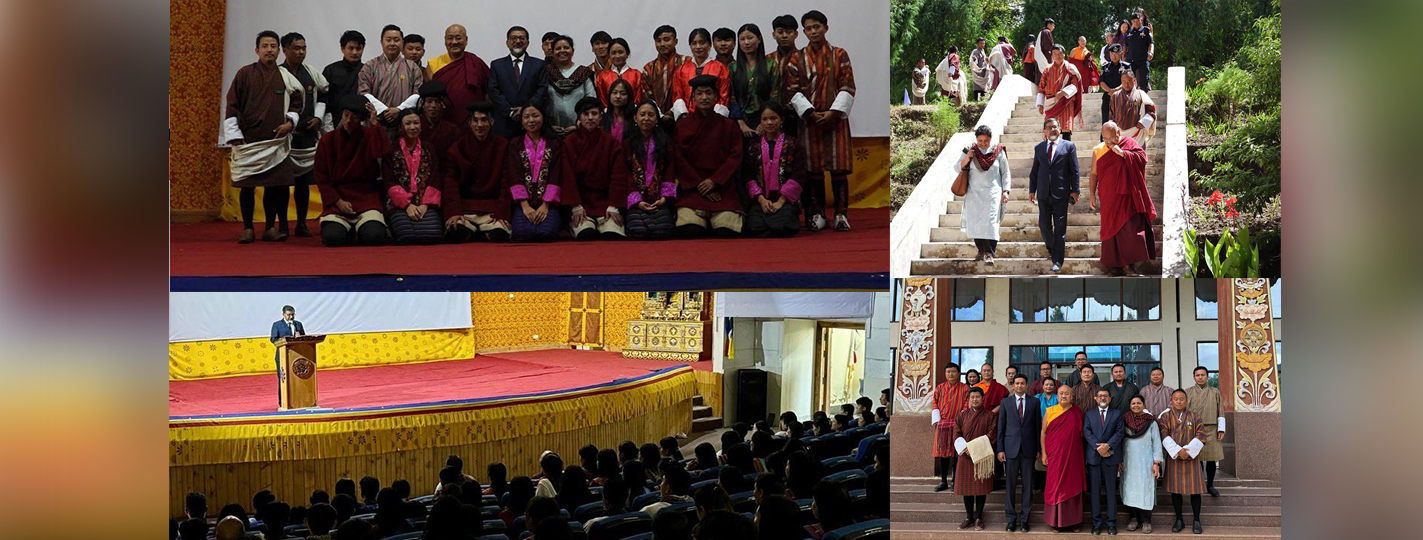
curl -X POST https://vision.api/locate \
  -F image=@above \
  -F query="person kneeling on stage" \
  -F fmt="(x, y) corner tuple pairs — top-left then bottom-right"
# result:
(442, 101), (512, 242)
(381, 109), (446, 244)
(564, 96), (630, 240)
(505, 104), (571, 242)
(623, 100), (678, 239)
(315, 96), (390, 247)
(673, 74), (744, 238)
(742, 103), (804, 238)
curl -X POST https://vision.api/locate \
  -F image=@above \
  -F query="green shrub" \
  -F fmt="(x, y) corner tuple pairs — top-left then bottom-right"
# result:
(930, 99), (961, 143)
(1187, 63), (1252, 133)
(1191, 106), (1280, 210)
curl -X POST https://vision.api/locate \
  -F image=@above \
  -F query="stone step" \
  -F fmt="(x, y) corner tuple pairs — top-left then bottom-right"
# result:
(892, 477), (1277, 489)
(891, 485), (1280, 506)
(940, 212), (1158, 228)
(910, 257), (1162, 276)
(999, 185), (1163, 201)
(930, 224), (1163, 243)
(1006, 112), (1168, 126)
(889, 521), (1280, 540)
(997, 130), (1168, 146)
(945, 197), (1163, 217)
(692, 395), (704, 407)
(920, 241), (1163, 260)
(1004, 154), (1163, 172)
(892, 501), (1281, 528)
(691, 416), (723, 431)
(1016, 90), (1167, 103)
(693, 405), (714, 419)
(999, 174), (1165, 191)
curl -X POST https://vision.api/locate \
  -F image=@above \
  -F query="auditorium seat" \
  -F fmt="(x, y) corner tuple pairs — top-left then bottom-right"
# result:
(476, 535), (507, 540)
(659, 502), (699, 527)
(863, 421), (887, 435)
(842, 426), (872, 444)
(574, 501), (607, 523)
(821, 518), (890, 540)
(820, 433), (853, 456)
(512, 509), (572, 536)
(480, 504), (500, 518)
(847, 488), (868, 518)
(692, 465), (722, 481)
(630, 491), (661, 509)
(480, 519), (506, 535)
(795, 498), (815, 524)
(413, 494), (435, 503)
(586, 511), (652, 540)
(282, 524), (307, 536)
(690, 478), (718, 492)
(821, 456), (860, 474)
(823, 468), (868, 491)
(854, 434), (888, 464)
(621, 533), (652, 540)
(385, 532), (423, 540)
(729, 490), (756, 513)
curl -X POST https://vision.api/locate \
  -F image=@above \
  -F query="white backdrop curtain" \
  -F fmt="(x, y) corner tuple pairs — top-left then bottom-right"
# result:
(218, 0), (888, 139)
(169, 292), (472, 342)
(716, 291), (875, 319)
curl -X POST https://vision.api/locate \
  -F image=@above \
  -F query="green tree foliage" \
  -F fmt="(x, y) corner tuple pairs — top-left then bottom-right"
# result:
(891, 0), (1022, 104)
(1192, 7), (1281, 210)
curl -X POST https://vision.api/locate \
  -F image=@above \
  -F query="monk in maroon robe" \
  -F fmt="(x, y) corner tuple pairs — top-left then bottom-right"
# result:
(1090, 122), (1157, 275)
(1041, 383), (1086, 532)
(442, 102), (511, 242)
(672, 74), (743, 237)
(563, 97), (631, 240)
(314, 96), (390, 246)
(429, 25), (490, 124)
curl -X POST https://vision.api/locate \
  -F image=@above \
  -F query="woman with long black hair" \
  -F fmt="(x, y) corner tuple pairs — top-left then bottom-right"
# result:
(728, 23), (779, 138)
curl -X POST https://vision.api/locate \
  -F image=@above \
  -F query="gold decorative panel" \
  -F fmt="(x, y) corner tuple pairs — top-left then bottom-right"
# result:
(623, 292), (713, 361)
(470, 292), (570, 351)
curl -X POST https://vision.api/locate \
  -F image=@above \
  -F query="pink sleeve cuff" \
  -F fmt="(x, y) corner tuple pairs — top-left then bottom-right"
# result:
(388, 185), (412, 208)
(542, 184), (562, 203)
(510, 184), (530, 201)
(421, 186), (441, 207)
(659, 182), (678, 199)
(746, 181), (763, 199)
(780, 179), (803, 203)
(627, 192), (643, 208)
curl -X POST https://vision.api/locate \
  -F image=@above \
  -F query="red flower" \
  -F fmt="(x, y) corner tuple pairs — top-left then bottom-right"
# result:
(1208, 191), (1223, 205)
(1225, 209), (1239, 218)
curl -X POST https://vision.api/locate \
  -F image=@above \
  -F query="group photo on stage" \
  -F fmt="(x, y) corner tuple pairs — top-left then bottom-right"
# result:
(889, 277), (1282, 538)
(168, 291), (894, 540)
(170, 0), (891, 290)
(889, 0), (1281, 278)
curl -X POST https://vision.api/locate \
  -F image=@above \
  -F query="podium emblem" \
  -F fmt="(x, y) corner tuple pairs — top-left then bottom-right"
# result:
(292, 358), (314, 379)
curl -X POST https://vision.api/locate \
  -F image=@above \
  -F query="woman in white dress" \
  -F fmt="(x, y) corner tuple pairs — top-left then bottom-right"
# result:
(1119, 395), (1163, 533)
(956, 125), (1011, 264)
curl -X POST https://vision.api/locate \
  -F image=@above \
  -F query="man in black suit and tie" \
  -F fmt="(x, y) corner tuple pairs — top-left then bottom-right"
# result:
(997, 374), (1040, 532)
(270, 305), (306, 403)
(487, 26), (549, 137)
(1084, 387), (1126, 535)
(1027, 117), (1079, 273)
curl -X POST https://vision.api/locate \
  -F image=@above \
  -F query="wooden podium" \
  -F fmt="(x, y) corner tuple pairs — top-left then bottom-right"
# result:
(275, 335), (325, 410)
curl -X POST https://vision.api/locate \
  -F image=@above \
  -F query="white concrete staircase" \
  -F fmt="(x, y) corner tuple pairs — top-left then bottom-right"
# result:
(910, 89), (1169, 276)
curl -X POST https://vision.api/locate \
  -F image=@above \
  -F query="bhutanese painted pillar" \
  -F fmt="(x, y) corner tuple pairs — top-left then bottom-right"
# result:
(891, 278), (954, 477)
(1216, 278), (1281, 481)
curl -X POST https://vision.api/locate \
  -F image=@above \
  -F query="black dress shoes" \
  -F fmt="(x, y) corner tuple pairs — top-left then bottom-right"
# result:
(1108, 525), (1117, 535)
(934, 481), (949, 492)
(1092, 525), (1102, 535)
(1172, 518), (1185, 533)
(1207, 486), (1220, 497)
(1192, 520), (1203, 534)
(1020, 522), (1031, 533)
(1006, 522), (1017, 532)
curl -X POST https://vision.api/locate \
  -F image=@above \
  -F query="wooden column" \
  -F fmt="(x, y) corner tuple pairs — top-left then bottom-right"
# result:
(891, 278), (951, 478)
(1216, 278), (1281, 481)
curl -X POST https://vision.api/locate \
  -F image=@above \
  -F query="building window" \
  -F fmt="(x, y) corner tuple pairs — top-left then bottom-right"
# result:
(1009, 344), (1161, 387)
(1011, 279), (1160, 323)
(1196, 342), (1219, 389)
(951, 278), (986, 321)
(1270, 278), (1281, 319)
(890, 279), (902, 322)
(951, 347), (994, 383)
(1195, 279), (1218, 320)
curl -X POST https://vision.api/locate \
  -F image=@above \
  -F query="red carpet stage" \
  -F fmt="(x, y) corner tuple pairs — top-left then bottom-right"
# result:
(168, 350), (708, 420)
(169, 350), (702, 515)
(169, 209), (889, 291)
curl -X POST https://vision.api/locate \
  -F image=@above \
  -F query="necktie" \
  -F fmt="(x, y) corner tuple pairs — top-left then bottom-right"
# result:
(1048, 141), (1055, 161)
(288, 321), (294, 335)
(1100, 409), (1106, 427)
(514, 58), (522, 86)
(1017, 397), (1024, 421)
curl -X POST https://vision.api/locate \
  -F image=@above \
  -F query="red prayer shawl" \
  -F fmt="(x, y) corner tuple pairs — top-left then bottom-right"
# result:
(969, 144), (1005, 171)
(1096, 136), (1156, 240)
(1124, 411), (1156, 439)
(1043, 405), (1086, 505)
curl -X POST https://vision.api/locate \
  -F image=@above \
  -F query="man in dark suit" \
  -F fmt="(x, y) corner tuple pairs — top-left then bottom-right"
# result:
(1027, 117), (1079, 273)
(996, 374), (1040, 532)
(1083, 387), (1126, 535)
(486, 26), (549, 137)
(270, 305), (306, 401)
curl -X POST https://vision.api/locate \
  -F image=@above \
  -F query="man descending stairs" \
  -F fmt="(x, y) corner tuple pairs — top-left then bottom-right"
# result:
(912, 89), (1168, 276)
